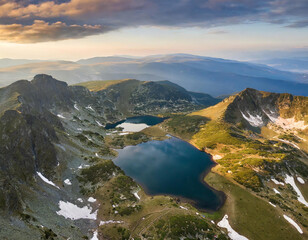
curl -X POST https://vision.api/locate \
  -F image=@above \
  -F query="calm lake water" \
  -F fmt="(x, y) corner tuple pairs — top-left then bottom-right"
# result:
(113, 136), (224, 211)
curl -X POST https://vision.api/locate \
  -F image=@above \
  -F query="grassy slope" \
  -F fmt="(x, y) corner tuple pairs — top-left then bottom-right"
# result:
(74, 79), (132, 92)
(0, 89), (20, 116)
(205, 171), (302, 240)
(163, 98), (308, 239)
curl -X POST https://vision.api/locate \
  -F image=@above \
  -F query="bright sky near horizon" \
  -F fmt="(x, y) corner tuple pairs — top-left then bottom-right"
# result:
(0, 0), (307, 60)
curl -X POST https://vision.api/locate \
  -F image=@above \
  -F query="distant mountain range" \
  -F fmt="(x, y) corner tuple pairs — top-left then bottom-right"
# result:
(253, 57), (308, 73)
(0, 54), (308, 96)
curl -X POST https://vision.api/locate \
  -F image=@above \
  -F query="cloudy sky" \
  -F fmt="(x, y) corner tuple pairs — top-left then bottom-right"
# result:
(0, 0), (307, 60)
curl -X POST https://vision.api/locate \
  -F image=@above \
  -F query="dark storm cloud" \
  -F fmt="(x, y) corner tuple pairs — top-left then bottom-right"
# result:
(0, 0), (307, 43)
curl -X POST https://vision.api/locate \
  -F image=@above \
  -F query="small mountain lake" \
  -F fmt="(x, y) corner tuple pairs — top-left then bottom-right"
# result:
(113, 136), (224, 211)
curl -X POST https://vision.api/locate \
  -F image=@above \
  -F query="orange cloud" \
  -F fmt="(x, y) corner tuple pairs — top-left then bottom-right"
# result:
(0, 20), (107, 43)
(0, 0), (146, 19)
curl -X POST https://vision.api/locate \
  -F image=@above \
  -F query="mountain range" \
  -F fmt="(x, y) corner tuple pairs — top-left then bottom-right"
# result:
(1, 54), (308, 97)
(0, 74), (307, 239)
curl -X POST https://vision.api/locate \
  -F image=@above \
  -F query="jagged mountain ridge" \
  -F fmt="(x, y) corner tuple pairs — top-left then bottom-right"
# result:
(222, 88), (308, 130)
(193, 88), (308, 131)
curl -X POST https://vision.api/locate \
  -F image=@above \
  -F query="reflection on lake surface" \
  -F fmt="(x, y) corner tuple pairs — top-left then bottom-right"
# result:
(113, 136), (224, 211)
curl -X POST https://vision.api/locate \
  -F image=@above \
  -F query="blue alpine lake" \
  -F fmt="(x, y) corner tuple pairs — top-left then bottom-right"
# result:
(113, 136), (224, 211)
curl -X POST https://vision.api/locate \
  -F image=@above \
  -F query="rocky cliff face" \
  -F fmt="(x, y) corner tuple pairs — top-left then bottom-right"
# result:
(223, 88), (308, 130)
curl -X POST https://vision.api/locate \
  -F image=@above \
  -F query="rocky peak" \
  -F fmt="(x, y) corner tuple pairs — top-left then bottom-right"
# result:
(222, 88), (308, 129)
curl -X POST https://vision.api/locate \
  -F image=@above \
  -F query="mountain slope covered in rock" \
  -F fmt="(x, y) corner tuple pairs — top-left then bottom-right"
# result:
(0, 74), (227, 240)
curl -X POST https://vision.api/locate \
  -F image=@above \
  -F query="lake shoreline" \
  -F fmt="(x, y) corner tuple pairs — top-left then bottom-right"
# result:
(113, 133), (226, 213)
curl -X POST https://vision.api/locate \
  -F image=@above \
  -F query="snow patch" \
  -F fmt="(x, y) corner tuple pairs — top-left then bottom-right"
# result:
(133, 190), (140, 200)
(74, 104), (79, 111)
(117, 122), (149, 132)
(285, 174), (308, 207)
(119, 132), (129, 135)
(95, 120), (103, 127)
(99, 220), (123, 226)
(240, 111), (264, 127)
(283, 215), (303, 234)
(213, 155), (222, 160)
(217, 215), (249, 240)
(271, 178), (284, 186)
(85, 135), (92, 141)
(86, 105), (95, 112)
(37, 172), (59, 189)
(297, 177), (305, 184)
(262, 109), (278, 123)
(57, 114), (66, 119)
(273, 188), (280, 194)
(91, 230), (98, 240)
(275, 117), (307, 130)
(56, 201), (97, 220)
(269, 202), (276, 208)
(78, 164), (90, 169)
(64, 179), (72, 185)
(278, 139), (300, 149)
(88, 197), (96, 203)
(179, 206), (188, 210)
(77, 198), (83, 203)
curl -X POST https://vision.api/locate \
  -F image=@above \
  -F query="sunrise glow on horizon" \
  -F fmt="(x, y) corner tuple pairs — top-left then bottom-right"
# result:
(0, 0), (307, 60)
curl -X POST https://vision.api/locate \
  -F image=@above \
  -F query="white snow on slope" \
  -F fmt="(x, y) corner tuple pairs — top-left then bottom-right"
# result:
(278, 139), (300, 149)
(213, 155), (222, 160)
(78, 164), (90, 169)
(95, 120), (103, 127)
(217, 215), (249, 240)
(64, 179), (72, 185)
(133, 190), (140, 200)
(283, 215), (303, 234)
(271, 178), (284, 186)
(262, 109), (307, 130)
(88, 197), (96, 203)
(91, 230), (98, 240)
(57, 114), (66, 119)
(285, 175), (308, 207)
(240, 111), (264, 127)
(56, 201), (97, 220)
(117, 122), (149, 132)
(273, 188), (280, 194)
(74, 104), (79, 111)
(262, 109), (278, 123)
(100, 220), (123, 225)
(86, 135), (92, 141)
(180, 206), (188, 210)
(86, 105), (95, 111)
(275, 117), (307, 130)
(269, 202), (276, 207)
(37, 172), (59, 189)
(297, 177), (305, 184)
